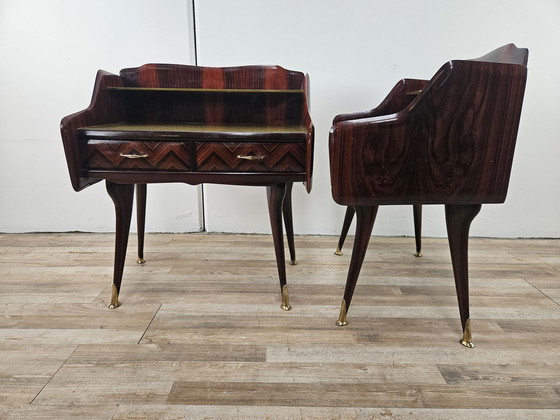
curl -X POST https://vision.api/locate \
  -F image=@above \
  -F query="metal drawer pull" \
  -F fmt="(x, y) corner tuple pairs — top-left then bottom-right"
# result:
(120, 153), (149, 159)
(237, 154), (265, 161)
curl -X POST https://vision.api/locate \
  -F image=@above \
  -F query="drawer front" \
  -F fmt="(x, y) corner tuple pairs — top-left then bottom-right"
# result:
(83, 140), (191, 171)
(196, 142), (305, 172)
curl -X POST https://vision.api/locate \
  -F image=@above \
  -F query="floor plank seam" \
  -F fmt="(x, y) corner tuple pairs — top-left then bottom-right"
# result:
(524, 278), (560, 308)
(28, 344), (80, 406)
(138, 303), (162, 344)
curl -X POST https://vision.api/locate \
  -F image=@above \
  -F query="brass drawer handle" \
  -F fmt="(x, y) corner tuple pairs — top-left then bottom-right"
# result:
(120, 153), (149, 159)
(237, 154), (265, 161)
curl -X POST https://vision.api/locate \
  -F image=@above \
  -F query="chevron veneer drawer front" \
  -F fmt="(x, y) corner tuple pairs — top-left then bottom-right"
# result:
(196, 142), (305, 172)
(83, 140), (192, 171)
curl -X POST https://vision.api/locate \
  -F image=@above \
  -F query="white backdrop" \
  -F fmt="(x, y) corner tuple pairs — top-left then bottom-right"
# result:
(1, 0), (559, 238)
(0, 0), (201, 233)
(196, 0), (560, 238)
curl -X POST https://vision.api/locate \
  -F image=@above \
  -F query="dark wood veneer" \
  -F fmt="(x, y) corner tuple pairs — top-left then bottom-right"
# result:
(329, 44), (528, 347)
(61, 64), (314, 310)
(330, 50), (528, 206)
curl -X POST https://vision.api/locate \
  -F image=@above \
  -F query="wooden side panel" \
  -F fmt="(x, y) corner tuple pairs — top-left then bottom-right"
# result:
(60, 71), (126, 191)
(330, 54), (528, 206)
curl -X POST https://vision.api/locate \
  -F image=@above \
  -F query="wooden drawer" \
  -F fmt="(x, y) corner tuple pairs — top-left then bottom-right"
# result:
(83, 140), (192, 171)
(196, 142), (305, 172)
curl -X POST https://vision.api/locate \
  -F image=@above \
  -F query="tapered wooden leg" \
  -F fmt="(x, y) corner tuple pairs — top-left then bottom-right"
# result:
(413, 204), (422, 257)
(106, 181), (134, 309)
(445, 204), (482, 348)
(337, 205), (378, 326)
(136, 184), (147, 265)
(282, 182), (297, 265)
(335, 206), (356, 256)
(266, 183), (291, 311)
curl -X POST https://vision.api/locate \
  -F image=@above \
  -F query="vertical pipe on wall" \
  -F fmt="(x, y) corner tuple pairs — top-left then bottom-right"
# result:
(188, 0), (199, 66)
(188, 0), (206, 231)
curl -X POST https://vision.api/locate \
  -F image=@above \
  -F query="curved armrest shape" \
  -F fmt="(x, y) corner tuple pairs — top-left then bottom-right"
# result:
(332, 78), (428, 124)
(330, 57), (527, 206)
(60, 70), (126, 191)
(330, 112), (413, 205)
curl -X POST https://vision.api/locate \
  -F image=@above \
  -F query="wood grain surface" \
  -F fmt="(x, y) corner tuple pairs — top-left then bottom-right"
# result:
(329, 45), (528, 206)
(0, 233), (559, 419)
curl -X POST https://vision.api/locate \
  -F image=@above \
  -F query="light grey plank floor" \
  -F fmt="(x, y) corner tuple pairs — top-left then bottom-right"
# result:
(0, 233), (559, 419)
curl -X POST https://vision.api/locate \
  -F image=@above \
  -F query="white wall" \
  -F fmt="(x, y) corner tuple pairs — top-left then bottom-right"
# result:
(197, 0), (560, 238)
(1, 0), (559, 238)
(0, 0), (200, 233)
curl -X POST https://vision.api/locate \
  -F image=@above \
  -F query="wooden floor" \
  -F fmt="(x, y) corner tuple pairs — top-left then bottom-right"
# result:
(0, 233), (559, 419)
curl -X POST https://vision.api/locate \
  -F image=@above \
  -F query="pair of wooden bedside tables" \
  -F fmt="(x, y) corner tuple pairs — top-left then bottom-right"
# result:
(61, 44), (528, 347)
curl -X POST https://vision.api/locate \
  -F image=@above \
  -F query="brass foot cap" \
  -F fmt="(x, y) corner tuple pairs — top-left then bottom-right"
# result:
(290, 259), (298, 266)
(334, 248), (343, 256)
(281, 285), (291, 311)
(137, 258), (146, 264)
(336, 319), (348, 327)
(109, 284), (120, 309)
(460, 339), (475, 348)
(414, 252), (423, 257)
